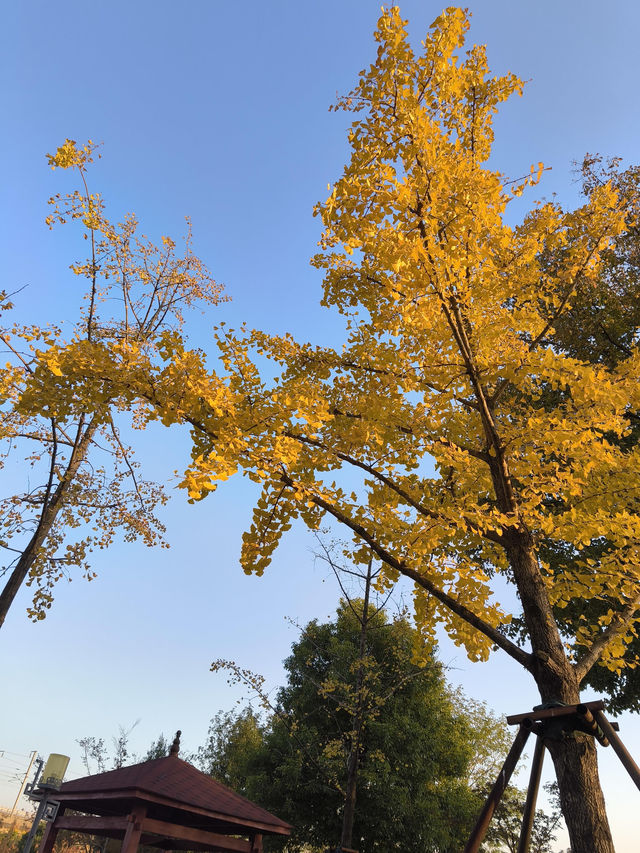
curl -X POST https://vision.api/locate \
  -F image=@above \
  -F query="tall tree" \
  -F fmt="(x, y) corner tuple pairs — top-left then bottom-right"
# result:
(211, 551), (426, 850)
(311, 552), (390, 850)
(0, 140), (224, 627)
(24, 10), (640, 850)
(207, 602), (509, 853)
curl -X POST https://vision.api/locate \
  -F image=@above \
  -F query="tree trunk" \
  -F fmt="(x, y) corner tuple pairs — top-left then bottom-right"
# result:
(547, 736), (614, 853)
(504, 533), (615, 853)
(341, 746), (359, 850)
(340, 559), (373, 850)
(0, 418), (97, 628)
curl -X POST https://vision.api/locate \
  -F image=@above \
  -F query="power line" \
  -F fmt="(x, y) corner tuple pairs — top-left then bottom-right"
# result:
(0, 750), (33, 759)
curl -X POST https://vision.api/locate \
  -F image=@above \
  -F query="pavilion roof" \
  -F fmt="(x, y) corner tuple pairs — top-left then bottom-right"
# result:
(53, 751), (291, 837)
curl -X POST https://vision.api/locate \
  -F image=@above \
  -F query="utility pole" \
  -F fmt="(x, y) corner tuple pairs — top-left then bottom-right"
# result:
(10, 750), (37, 818)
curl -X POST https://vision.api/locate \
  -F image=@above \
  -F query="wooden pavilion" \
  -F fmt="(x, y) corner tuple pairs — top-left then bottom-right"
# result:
(37, 733), (290, 853)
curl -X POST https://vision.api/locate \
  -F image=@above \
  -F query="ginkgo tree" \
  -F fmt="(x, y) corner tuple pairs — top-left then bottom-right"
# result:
(21, 8), (640, 851)
(0, 140), (224, 628)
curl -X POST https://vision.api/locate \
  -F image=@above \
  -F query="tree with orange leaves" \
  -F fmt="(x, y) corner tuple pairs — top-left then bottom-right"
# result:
(0, 140), (225, 627)
(23, 10), (640, 850)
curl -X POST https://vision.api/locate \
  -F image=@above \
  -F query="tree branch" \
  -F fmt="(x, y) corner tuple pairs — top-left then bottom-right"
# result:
(280, 474), (531, 670)
(284, 430), (503, 545)
(574, 591), (640, 682)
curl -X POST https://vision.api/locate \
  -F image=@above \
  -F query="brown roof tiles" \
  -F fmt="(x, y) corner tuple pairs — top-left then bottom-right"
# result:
(54, 754), (290, 836)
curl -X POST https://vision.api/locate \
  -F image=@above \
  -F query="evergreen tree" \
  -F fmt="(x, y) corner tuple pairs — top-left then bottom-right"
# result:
(208, 602), (513, 853)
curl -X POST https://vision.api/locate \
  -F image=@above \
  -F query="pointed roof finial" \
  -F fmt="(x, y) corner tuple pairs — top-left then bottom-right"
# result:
(169, 730), (181, 757)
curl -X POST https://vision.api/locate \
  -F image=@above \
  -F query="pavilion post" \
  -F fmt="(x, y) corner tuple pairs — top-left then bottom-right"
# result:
(37, 807), (65, 853)
(250, 833), (263, 852)
(121, 806), (146, 853)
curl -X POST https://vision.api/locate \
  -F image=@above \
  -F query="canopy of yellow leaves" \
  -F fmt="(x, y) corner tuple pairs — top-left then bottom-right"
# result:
(25, 11), (640, 673)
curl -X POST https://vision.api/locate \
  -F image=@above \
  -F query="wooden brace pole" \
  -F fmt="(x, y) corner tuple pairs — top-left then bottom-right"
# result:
(121, 807), (146, 853)
(516, 734), (545, 853)
(593, 710), (640, 791)
(464, 724), (530, 853)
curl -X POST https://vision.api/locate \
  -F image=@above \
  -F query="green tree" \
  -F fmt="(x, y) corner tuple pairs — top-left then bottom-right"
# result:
(76, 721), (140, 773)
(77, 736), (108, 775)
(142, 734), (171, 762)
(210, 602), (509, 853)
(196, 708), (265, 797)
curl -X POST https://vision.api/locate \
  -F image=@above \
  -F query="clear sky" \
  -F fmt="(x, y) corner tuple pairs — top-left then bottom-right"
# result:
(1, 2), (640, 850)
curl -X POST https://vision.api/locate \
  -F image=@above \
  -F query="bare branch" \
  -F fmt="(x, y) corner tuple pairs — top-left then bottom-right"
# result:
(279, 472), (531, 670)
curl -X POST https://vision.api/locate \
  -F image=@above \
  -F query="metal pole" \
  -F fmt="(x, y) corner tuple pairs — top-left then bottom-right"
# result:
(22, 794), (49, 853)
(593, 710), (640, 791)
(464, 725), (530, 853)
(516, 735), (545, 853)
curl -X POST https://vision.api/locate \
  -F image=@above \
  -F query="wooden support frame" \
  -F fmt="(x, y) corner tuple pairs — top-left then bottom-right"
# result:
(593, 709), (640, 790)
(464, 700), (640, 853)
(516, 735), (545, 853)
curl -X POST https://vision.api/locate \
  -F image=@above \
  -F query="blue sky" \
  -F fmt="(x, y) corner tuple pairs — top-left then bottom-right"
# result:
(2, 1), (640, 849)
